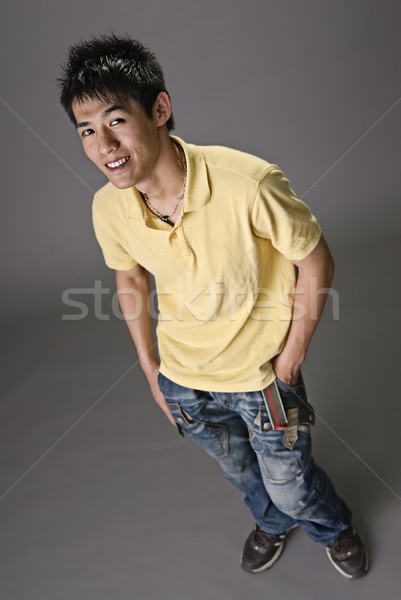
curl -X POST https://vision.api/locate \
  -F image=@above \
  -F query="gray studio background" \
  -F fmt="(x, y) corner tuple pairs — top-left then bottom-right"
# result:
(1, 1), (400, 599)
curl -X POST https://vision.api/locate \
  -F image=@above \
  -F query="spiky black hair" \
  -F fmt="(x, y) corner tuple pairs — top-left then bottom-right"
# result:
(58, 33), (174, 131)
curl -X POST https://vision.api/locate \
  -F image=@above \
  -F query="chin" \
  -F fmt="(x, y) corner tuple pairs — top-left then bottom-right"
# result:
(106, 173), (136, 189)
(110, 180), (134, 190)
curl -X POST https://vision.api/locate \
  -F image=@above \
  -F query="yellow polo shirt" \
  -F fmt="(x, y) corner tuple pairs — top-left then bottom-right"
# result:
(92, 136), (321, 392)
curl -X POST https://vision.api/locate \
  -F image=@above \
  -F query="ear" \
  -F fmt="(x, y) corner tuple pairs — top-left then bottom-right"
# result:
(153, 91), (172, 127)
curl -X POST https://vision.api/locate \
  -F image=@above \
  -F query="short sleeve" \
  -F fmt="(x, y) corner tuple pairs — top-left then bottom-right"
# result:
(251, 166), (321, 260)
(92, 194), (138, 271)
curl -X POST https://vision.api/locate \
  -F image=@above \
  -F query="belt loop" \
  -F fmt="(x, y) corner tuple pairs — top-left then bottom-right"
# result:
(282, 407), (299, 449)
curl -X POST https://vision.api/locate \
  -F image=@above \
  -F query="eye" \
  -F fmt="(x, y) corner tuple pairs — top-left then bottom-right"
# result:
(81, 128), (94, 137)
(110, 118), (124, 126)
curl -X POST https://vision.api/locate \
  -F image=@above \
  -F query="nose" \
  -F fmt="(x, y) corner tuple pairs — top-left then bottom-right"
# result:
(98, 126), (118, 155)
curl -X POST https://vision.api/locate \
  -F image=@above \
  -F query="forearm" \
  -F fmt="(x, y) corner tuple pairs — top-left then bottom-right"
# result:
(116, 267), (159, 376)
(116, 266), (175, 426)
(274, 235), (335, 382)
(285, 261), (334, 362)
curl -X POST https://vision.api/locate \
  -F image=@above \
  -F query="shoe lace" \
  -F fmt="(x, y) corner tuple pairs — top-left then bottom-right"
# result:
(329, 527), (355, 553)
(254, 526), (279, 546)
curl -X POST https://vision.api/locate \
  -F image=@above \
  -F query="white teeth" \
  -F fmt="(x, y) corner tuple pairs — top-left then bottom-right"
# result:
(106, 156), (129, 168)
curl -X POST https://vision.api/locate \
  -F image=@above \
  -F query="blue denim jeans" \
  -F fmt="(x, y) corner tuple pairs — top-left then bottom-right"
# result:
(158, 371), (352, 545)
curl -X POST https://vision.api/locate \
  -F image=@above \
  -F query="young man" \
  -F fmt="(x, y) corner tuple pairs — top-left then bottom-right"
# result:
(59, 34), (368, 578)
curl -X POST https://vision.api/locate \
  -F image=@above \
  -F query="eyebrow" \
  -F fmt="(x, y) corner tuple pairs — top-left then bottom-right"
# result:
(75, 105), (125, 129)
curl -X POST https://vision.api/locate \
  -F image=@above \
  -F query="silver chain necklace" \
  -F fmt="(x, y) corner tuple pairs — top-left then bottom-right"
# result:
(141, 145), (187, 223)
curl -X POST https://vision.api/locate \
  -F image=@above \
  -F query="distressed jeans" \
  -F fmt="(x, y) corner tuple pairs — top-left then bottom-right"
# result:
(158, 371), (352, 545)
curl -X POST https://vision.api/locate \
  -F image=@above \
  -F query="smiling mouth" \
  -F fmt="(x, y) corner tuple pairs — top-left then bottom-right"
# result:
(105, 156), (130, 169)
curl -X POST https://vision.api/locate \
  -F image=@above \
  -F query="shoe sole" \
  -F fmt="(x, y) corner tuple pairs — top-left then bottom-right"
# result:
(241, 524), (298, 574)
(325, 547), (369, 579)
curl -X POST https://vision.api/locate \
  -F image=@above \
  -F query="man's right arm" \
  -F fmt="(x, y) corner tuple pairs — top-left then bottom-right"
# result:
(116, 265), (176, 426)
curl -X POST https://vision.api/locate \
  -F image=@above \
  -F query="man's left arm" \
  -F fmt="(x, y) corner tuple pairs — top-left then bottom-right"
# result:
(272, 234), (335, 385)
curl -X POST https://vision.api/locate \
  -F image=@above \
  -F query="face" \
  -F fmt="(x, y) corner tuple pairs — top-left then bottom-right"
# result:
(72, 94), (170, 190)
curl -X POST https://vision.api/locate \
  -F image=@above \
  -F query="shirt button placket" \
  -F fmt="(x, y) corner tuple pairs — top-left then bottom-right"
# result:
(169, 225), (189, 259)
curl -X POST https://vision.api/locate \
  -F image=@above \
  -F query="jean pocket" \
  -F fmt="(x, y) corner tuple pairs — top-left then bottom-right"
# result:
(251, 428), (311, 484)
(275, 374), (305, 395)
(167, 402), (229, 459)
(275, 375), (315, 426)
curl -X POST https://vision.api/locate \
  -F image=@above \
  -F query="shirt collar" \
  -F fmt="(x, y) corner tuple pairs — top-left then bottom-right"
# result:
(170, 135), (210, 213)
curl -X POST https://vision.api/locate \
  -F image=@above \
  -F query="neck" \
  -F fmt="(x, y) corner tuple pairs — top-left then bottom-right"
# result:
(136, 135), (184, 203)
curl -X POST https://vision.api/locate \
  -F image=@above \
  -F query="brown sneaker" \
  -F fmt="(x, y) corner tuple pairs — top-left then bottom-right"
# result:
(325, 525), (368, 578)
(240, 523), (297, 573)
